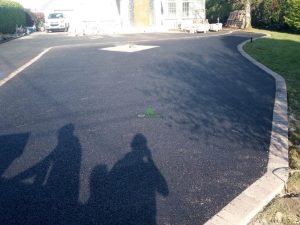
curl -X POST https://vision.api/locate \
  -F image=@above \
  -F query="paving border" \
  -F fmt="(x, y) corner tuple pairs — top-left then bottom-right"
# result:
(204, 34), (289, 225)
(0, 47), (52, 87)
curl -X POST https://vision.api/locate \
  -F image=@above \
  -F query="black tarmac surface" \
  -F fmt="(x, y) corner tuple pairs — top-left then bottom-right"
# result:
(0, 31), (275, 225)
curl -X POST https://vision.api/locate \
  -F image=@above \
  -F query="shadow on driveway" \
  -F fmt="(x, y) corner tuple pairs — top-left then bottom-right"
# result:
(0, 125), (168, 225)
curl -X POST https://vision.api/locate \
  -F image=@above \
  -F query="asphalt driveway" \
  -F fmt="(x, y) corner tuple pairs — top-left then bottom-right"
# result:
(0, 32), (275, 225)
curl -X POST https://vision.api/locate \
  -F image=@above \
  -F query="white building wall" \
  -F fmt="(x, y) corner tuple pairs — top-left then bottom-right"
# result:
(44, 0), (205, 33)
(120, 0), (130, 28)
(161, 0), (206, 29)
(74, 0), (121, 34)
(154, 0), (163, 28)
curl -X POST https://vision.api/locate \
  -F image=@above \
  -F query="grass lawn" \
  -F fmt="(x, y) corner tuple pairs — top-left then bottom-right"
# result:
(244, 29), (300, 225)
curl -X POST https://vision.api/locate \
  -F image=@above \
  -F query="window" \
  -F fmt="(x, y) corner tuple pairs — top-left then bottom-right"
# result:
(48, 13), (64, 19)
(182, 1), (190, 17)
(167, 1), (176, 18)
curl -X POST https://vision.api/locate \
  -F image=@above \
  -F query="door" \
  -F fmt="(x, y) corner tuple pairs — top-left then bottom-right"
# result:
(134, 0), (150, 27)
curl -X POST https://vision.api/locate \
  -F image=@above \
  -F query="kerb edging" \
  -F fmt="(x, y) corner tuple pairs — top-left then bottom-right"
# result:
(204, 34), (289, 225)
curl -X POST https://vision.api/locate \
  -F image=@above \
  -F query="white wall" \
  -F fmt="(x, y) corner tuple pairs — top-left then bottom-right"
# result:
(120, 0), (130, 28)
(43, 0), (206, 33)
(161, 0), (206, 29)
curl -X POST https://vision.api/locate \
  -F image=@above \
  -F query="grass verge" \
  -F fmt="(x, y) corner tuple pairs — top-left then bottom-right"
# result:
(244, 28), (300, 225)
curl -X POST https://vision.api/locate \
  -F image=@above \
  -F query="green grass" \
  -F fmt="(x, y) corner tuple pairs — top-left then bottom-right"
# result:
(244, 29), (300, 168)
(244, 29), (300, 120)
(244, 29), (300, 225)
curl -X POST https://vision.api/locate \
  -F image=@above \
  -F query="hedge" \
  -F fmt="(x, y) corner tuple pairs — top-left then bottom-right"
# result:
(0, 0), (25, 34)
(206, 0), (232, 23)
(284, 0), (300, 32)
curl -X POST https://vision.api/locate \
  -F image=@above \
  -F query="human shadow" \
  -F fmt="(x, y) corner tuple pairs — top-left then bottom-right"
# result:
(0, 124), (81, 225)
(85, 133), (169, 225)
(0, 130), (168, 225)
(0, 132), (30, 177)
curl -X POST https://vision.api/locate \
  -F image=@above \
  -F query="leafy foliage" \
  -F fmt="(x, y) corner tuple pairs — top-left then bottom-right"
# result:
(206, 0), (248, 23)
(206, 0), (232, 23)
(0, 0), (25, 34)
(207, 0), (300, 32)
(284, 0), (300, 32)
(252, 0), (287, 30)
(25, 9), (35, 27)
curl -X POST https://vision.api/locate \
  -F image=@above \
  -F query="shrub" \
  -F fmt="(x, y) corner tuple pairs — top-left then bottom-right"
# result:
(251, 0), (299, 32)
(206, 0), (300, 33)
(0, 0), (25, 34)
(251, 0), (286, 29)
(206, 0), (232, 23)
(284, 0), (300, 32)
(25, 9), (35, 27)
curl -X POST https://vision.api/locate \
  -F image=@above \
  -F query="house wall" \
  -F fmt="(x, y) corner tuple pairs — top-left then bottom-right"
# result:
(161, 0), (206, 29)
(120, 0), (205, 29)
(44, 0), (205, 33)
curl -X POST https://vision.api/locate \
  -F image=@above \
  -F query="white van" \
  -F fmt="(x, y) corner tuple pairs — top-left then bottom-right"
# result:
(45, 13), (69, 32)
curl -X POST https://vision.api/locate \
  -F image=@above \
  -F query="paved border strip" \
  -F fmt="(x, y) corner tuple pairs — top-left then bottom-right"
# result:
(204, 34), (289, 225)
(0, 47), (52, 87)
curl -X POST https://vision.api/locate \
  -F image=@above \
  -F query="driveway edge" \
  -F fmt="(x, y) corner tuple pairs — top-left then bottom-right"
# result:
(204, 35), (289, 225)
(0, 31), (233, 86)
(0, 47), (52, 87)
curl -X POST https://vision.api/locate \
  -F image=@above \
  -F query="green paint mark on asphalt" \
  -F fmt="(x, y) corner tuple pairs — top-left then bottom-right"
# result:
(138, 106), (163, 118)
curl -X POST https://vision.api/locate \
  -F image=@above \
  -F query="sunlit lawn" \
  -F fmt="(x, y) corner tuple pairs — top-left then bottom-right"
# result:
(245, 29), (300, 225)
(244, 28), (300, 168)
(244, 29), (300, 120)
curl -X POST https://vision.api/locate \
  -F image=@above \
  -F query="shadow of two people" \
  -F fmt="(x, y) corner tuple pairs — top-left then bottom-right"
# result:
(0, 124), (169, 225)
(85, 133), (169, 225)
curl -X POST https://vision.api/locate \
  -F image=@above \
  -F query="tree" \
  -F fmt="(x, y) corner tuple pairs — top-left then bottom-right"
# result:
(284, 0), (300, 31)
(251, 0), (287, 30)
(206, 0), (252, 28)
(207, 0), (300, 31)
(245, 0), (251, 28)
(206, 0), (232, 23)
